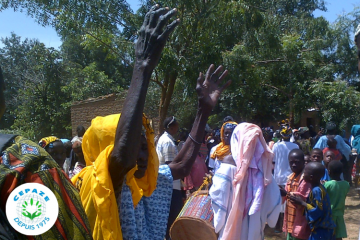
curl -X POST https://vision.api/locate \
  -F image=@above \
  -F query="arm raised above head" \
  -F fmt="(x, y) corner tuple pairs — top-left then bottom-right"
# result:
(169, 64), (231, 180)
(109, 5), (180, 191)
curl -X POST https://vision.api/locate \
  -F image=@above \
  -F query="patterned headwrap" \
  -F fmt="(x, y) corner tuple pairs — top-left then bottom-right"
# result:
(280, 126), (292, 139)
(298, 127), (309, 135)
(210, 121), (238, 160)
(39, 136), (60, 149)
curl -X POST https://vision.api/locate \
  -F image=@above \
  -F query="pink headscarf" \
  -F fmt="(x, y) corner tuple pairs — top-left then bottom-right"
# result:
(222, 123), (274, 239)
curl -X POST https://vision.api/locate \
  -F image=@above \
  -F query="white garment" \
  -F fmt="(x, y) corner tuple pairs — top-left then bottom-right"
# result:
(208, 146), (221, 173)
(156, 131), (180, 190)
(273, 141), (299, 186)
(239, 177), (281, 240)
(62, 157), (70, 176)
(209, 163), (237, 239)
(71, 136), (82, 144)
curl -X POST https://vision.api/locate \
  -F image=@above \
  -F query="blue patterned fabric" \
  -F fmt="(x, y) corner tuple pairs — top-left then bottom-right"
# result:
(305, 185), (335, 240)
(119, 165), (173, 240)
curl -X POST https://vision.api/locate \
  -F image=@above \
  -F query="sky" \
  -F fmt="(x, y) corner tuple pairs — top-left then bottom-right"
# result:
(0, 0), (359, 49)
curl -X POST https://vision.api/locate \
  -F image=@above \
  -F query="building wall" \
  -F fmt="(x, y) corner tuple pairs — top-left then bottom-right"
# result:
(71, 93), (159, 137)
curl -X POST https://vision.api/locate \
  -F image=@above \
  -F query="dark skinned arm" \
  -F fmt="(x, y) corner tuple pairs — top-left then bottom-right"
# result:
(109, 5), (179, 192)
(169, 64), (231, 180)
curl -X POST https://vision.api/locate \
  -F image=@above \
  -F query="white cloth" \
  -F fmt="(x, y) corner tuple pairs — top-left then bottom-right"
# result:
(71, 136), (82, 144)
(273, 141), (299, 186)
(239, 177), (281, 240)
(62, 157), (70, 176)
(209, 163), (237, 239)
(208, 146), (222, 173)
(156, 131), (180, 190)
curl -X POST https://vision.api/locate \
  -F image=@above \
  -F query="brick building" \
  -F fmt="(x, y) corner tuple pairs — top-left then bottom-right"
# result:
(71, 92), (159, 137)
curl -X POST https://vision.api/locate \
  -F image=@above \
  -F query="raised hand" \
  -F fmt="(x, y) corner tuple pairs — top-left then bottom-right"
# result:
(196, 64), (231, 112)
(136, 4), (180, 70)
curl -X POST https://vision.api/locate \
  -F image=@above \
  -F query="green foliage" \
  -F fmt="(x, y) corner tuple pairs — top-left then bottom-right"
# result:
(1, 0), (360, 137)
(310, 81), (360, 130)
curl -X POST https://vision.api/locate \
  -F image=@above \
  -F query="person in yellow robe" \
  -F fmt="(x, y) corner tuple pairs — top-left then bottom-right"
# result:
(71, 4), (232, 240)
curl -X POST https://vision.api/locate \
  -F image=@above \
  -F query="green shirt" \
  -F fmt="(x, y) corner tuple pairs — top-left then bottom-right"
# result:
(324, 180), (350, 216)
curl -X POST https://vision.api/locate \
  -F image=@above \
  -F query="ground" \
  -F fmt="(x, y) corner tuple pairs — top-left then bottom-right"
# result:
(264, 187), (360, 240)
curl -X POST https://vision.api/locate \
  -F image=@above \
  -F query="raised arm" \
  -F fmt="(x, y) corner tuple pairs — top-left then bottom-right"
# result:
(109, 5), (179, 190)
(169, 64), (231, 180)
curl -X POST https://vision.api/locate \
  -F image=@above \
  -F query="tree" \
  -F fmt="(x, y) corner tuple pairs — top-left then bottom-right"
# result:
(0, 34), (71, 139)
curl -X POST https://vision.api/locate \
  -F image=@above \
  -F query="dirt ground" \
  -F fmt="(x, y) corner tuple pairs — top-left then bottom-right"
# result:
(264, 187), (360, 240)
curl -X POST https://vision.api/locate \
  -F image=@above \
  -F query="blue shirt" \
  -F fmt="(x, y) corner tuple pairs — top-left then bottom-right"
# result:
(314, 135), (351, 161)
(119, 165), (173, 240)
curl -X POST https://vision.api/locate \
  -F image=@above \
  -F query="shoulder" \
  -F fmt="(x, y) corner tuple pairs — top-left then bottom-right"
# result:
(158, 165), (173, 182)
(323, 180), (334, 188)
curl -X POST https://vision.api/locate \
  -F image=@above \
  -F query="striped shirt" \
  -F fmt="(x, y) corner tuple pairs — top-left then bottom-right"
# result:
(156, 131), (180, 190)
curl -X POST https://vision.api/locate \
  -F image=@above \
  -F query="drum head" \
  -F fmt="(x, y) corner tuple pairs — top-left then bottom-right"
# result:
(170, 217), (218, 240)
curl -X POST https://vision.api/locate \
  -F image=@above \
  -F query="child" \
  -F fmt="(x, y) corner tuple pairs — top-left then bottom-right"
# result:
(323, 138), (342, 161)
(324, 161), (350, 240)
(290, 162), (335, 240)
(310, 148), (330, 181)
(280, 149), (311, 240)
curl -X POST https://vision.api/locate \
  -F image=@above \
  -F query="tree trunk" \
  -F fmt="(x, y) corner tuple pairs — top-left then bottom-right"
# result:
(157, 72), (178, 135)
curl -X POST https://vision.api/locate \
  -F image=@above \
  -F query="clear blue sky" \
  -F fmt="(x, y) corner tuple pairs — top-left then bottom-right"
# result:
(0, 0), (359, 49)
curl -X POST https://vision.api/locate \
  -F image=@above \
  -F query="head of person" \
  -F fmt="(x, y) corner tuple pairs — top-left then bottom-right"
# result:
(72, 140), (85, 162)
(82, 114), (158, 200)
(288, 149), (305, 175)
(222, 122), (237, 145)
(310, 148), (323, 163)
(63, 140), (73, 158)
(262, 127), (273, 143)
(164, 116), (179, 136)
(280, 125), (292, 141)
(0, 66), (6, 119)
(299, 127), (310, 139)
(326, 121), (337, 135)
(303, 161), (325, 185)
(76, 125), (86, 137)
(327, 137), (337, 149)
(39, 136), (66, 166)
(323, 150), (335, 168)
(304, 154), (311, 165)
(223, 116), (234, 124)
(328, 160), (343, 180)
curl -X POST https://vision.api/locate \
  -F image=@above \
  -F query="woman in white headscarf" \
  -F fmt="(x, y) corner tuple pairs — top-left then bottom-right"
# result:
(210, 123), (281, 240)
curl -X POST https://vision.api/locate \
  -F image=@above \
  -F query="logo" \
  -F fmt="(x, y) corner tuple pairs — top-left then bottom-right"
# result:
(6, 183), (59, 236)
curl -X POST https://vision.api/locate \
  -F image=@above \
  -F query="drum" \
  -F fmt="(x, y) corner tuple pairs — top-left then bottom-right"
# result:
(170, 190), (217, 240)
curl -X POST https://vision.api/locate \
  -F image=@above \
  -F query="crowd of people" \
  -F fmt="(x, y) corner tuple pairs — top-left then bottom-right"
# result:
(1, 4), (360, 240)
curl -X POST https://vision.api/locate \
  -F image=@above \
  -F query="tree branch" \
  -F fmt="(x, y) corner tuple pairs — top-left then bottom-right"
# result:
(85, 31), (133, 67)
(256, 59), (286, 64)
(262, 83), (291, 97)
